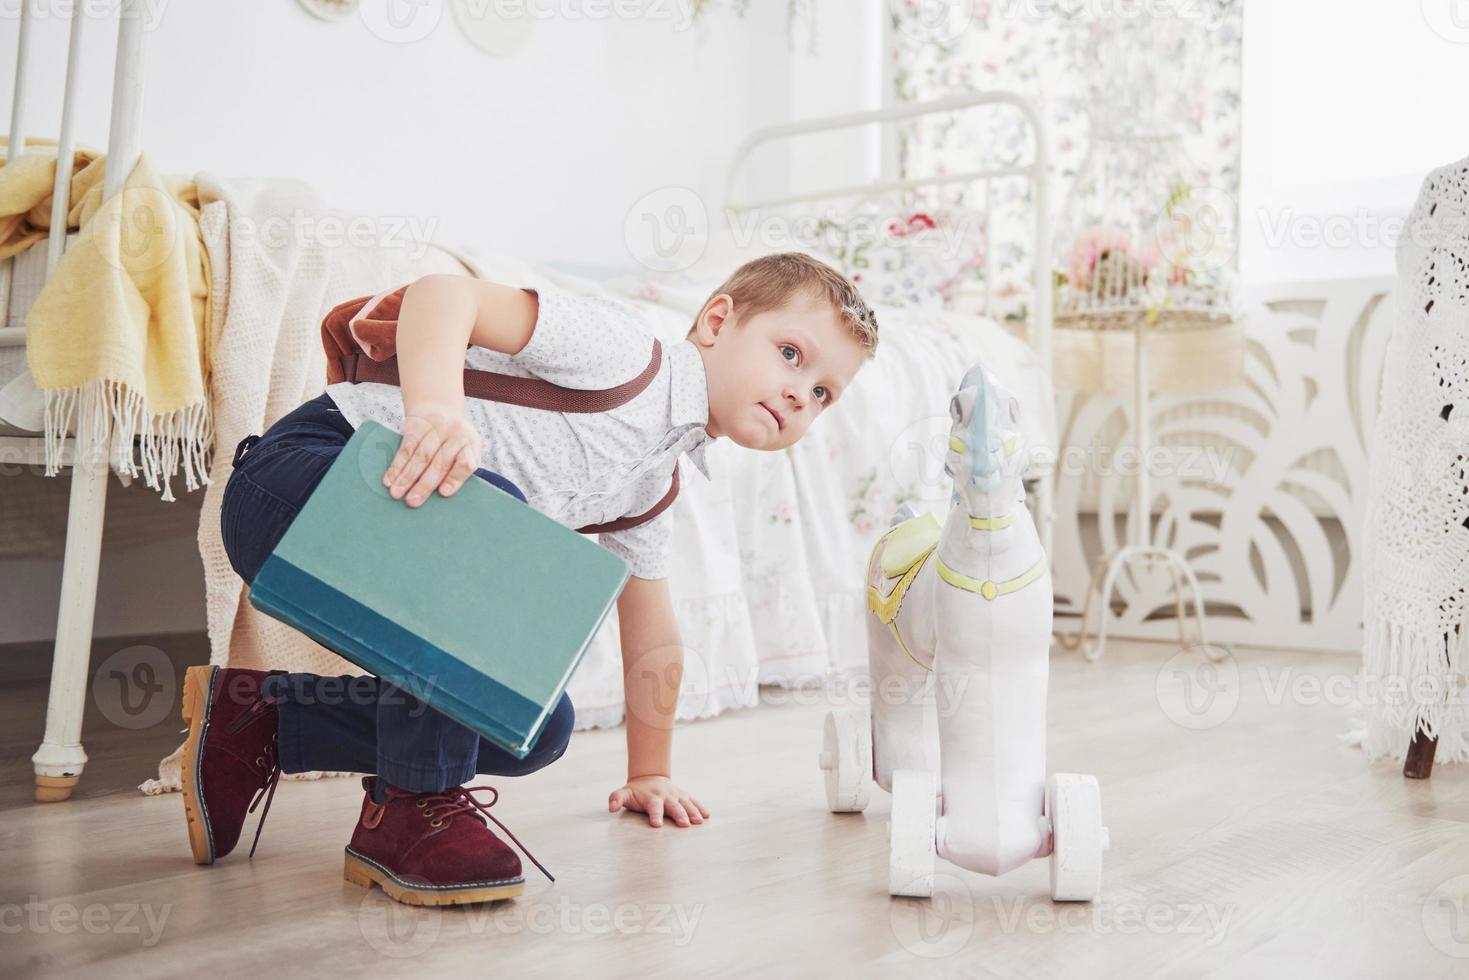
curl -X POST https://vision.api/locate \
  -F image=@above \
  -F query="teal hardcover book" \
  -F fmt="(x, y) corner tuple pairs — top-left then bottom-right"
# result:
(248, 419), (629, 759)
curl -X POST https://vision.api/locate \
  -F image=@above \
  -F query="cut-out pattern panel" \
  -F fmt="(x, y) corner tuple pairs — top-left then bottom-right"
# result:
(1050, 279), (1395, 653)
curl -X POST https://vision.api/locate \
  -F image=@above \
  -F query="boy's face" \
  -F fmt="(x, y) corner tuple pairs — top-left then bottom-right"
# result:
(690, 290), (868, 451)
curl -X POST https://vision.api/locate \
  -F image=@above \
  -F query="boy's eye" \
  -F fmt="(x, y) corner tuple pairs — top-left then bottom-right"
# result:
(781, 343), (829, 404)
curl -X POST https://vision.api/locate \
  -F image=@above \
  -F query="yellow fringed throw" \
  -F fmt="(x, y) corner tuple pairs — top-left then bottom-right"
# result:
(1, 136), (212, 500)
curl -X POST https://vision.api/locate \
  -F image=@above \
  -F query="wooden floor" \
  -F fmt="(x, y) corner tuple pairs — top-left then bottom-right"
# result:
(4, 633), (1469, 979)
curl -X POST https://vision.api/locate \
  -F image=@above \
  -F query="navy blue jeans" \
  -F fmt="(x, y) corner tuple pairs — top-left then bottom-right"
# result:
(220, 392), (574, 792)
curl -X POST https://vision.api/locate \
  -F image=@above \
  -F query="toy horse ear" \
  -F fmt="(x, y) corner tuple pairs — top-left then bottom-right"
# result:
(1008, 396), (1020, 425)
(949, 393), (964, 425)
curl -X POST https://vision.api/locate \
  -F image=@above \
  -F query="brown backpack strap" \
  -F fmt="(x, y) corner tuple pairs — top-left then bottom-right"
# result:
(575, 464), (680, 535)
(336, 339), (664, 413)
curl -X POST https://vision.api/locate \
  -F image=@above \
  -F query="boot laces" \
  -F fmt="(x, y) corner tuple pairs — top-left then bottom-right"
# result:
(225, 693), (282, 860)
(389, 783), (554, 882)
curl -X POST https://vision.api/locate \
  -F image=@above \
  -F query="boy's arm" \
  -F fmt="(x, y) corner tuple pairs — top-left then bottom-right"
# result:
(385, 274), (538, 507)
(608, 574), (711, 829)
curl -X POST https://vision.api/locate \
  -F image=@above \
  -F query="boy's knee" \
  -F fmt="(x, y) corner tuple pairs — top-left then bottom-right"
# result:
(220, 473), (278, 585)
(516, 694), (575, 773)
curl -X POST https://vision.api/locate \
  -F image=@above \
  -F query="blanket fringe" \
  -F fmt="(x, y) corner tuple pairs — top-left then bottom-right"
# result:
(139, 769), (360, 796)
(1356, 609), (1469, 765)
(43, 379), (213, 502)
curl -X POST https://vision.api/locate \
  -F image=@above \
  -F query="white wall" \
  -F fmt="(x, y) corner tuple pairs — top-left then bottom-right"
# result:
(1239, 1), (1469, 284)
(2, 0), (881, 270)
(0, 0), (885, 646)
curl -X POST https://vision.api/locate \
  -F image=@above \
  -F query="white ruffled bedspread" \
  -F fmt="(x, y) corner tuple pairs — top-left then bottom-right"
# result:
(542, 267), (1057, 730)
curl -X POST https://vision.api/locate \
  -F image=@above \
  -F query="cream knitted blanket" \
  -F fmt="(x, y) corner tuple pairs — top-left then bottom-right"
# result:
(1354, 157), (1469, 765)
(139, 173), (472, 794)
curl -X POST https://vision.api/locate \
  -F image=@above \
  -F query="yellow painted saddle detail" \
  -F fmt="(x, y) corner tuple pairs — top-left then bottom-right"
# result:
(865, 511), (1048, 674)
(879, 511), (942, 579)
(866, 513), (942, 672)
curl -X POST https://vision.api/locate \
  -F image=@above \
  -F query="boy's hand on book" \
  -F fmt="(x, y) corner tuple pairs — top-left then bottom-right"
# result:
(608, 775), (710, 828)
(385, 403), (483, 507)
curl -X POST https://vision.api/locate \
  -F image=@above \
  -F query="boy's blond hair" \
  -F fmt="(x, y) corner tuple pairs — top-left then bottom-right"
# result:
(685, 252), (878, 359)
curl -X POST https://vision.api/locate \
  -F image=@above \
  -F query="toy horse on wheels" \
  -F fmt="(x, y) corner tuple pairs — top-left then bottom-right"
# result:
(818, 361), (1110, 901)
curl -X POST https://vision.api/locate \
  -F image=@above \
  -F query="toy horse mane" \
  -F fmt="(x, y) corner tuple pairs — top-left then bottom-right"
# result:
(946, 366), (1006, 513)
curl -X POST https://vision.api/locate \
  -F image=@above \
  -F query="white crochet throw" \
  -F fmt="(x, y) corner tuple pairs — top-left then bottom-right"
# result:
(1357, 156), (1469, 765)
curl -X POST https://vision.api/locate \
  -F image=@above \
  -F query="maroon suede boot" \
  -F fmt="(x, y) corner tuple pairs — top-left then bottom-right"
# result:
(180, 665), (285, 865)
(343, 776), (554, 906)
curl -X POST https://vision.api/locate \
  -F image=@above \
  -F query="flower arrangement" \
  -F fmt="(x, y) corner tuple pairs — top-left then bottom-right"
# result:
(1057, 179), (1232, 326)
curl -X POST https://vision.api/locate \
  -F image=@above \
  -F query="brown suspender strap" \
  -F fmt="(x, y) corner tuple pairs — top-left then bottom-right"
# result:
(336, 338), (664, 414)
(574, 464), (680, 535)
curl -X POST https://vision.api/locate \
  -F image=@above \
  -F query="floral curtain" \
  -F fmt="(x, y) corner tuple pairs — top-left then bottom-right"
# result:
(888, 0), (1243, 319)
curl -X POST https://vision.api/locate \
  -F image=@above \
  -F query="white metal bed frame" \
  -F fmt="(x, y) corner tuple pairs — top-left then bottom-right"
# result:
(5, 0), (146, 802)
(7, 2), (1053, 802)
(723, 91), (1055, 556)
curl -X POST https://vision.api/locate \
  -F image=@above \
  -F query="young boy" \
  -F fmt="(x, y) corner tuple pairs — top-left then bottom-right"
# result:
(185, 252), (878, 906)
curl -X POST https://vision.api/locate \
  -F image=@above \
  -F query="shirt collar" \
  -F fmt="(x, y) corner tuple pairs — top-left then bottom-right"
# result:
(668, 339), (713, 480)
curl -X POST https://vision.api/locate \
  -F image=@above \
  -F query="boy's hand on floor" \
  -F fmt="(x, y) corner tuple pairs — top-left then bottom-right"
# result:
(608, 775), (710, 828)
(385, 402), (483, 507)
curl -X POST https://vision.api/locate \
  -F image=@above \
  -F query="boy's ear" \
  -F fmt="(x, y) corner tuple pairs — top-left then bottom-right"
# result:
(695, 293), (736, 343)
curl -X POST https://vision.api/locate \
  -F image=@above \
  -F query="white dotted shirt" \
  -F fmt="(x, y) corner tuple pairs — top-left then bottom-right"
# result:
(324, 284), (713, 579)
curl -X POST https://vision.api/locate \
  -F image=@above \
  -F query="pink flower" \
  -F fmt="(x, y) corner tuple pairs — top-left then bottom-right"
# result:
(1065, 225), (1132, 291)
(854, 514), (877, 535)
(1133, 242), (1163, 271)
(885, 212), (938, 239)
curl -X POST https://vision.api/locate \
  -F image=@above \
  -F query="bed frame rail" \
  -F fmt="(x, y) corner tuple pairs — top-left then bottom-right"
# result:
(5, 0), (149, 802)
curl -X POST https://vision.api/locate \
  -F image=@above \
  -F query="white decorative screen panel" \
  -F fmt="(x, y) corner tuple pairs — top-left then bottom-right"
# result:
(1050, 278), (1395, 653)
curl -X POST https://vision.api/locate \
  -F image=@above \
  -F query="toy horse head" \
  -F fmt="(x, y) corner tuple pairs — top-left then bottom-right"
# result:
(943, 361), (1029, 508)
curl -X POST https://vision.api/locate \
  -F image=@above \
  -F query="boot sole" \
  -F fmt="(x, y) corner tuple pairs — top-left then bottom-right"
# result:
(343, 849), (525, 906)
(180, 665), (218, 865)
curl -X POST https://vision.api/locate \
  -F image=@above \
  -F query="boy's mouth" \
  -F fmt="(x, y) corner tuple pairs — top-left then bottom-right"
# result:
(762, 403), (784, 430)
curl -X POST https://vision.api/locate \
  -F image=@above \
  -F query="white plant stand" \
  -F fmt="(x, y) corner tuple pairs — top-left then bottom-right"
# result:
(1061, 312), (1222, 663)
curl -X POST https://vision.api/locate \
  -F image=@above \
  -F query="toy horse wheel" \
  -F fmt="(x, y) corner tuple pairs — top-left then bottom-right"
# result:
(818, 708), (871, 813)
(1047, 773), (1108, 902)
(888, 769), (937, 897)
